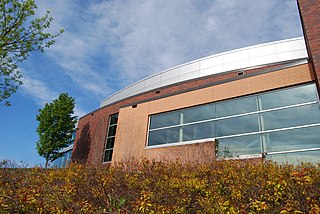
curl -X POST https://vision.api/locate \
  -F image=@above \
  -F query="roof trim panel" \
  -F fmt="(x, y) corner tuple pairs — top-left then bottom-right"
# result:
(100, 37), (307, 107)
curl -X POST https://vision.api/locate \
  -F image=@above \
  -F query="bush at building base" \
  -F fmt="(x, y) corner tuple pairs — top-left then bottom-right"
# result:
(0, 160), (319, 213)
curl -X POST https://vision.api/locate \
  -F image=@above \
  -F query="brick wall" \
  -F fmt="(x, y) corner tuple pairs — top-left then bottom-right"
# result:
(72, 61), (312, 165)
(72, 105), (119, 164)
(297, 0), (320, 88)
(113, 64), (313, 163)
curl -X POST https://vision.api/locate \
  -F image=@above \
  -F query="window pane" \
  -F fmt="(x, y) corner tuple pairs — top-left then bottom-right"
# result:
(148, 127), (180, 146)
(66, 150), (72, 165)
(150, 111), (180, 129)
(104, 149), (113, 162)
(216, 134), (262, 157)
(217, 114), (259, 137)
(110, 114), (118, 125)
(106, 137), (115, 149)
(61, 156), (67, 167)
(53, 157), (62, 168)
(108, 125), (117, 137)
(183, 121), (216, 141)
(266, 150), (320, 165)
(264, 126), (320, 153)
(181, 104), (215, 124)
(261, 103), (320, 131)
(259, 84), (318, 110)
(71, 132), (76, 140)
(216, 96), (257, 117)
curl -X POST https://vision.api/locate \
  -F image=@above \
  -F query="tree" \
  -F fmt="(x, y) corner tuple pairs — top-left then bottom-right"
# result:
(36, 93), (77, 168)
(0, 0), (63, 106)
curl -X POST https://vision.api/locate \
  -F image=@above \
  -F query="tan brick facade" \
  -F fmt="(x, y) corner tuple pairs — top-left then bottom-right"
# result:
(112, 64), (313, 163)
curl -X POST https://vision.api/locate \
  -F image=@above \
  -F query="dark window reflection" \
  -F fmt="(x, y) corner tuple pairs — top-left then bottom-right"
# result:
(183, 121), (216, 141)
(148, 127), (180, 146)
(217, 114), (259, 136)
(104, 113), (118, 162)
(217, 96), (257, 117)
(108, 125), (117, 137)
(104, 149), (113, 162)
(216, 134), (261, 157)
(261, 104), (320, 131)
(259, 84), (317, 110)
(110, 114), (118, 125)
(106, 137), (115, 149)
(182, 104), (215, 124)
(264, 126), (320, 152)
(150, 111), (180, 129)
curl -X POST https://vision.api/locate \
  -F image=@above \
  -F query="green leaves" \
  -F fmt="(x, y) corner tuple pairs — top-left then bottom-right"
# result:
(36, 93), (77, 168)
(0, 0), (63, 106)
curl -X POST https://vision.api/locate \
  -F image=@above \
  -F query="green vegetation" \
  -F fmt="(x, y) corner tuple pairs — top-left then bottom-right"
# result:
(0, 160), (319, 213)
(36, 93), (77, 168)
(0, 0), (63, 106)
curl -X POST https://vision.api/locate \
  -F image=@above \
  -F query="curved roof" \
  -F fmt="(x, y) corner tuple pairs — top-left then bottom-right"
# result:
(100, 37), (307, 107)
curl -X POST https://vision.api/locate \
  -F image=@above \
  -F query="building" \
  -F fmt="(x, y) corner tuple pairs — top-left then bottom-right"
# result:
(51, 132), (76, 168)
(72, 0), (320, 165)
(51, 144), (73, 168)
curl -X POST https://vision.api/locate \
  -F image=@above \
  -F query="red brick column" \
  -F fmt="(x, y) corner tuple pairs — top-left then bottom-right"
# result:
(297, 0), (320, 88)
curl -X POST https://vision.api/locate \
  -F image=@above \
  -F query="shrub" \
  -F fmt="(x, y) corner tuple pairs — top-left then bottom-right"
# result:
(0, 160), (319, 213)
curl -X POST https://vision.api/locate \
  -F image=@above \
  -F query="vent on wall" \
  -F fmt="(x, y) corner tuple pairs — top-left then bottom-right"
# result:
(237, 70), (245, 76)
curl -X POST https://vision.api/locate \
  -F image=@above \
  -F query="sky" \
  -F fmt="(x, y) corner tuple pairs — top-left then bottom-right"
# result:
(0, 0), (303, 166)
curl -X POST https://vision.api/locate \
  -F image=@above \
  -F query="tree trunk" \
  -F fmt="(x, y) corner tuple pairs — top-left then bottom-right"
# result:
(45, 158), (49, 169)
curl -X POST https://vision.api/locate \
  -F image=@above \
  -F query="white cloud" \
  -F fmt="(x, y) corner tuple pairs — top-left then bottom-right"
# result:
(85, 0), (303, 82)
(21, 73), (86, 117)
(33, 0), (303, 102)
(21, 74), (56, 106)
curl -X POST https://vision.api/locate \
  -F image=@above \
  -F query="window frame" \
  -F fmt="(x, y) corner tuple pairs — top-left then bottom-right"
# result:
(146, 83), (320, 160)
(103, 113), (118, 163)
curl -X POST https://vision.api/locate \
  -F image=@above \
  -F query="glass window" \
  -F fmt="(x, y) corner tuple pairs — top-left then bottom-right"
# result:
(148, 127), (180, 146)
(148, 130), (167, 146)
(66, 151), (72, 165)
(150, 111), (180, 129)
(216, 96), (257, 117)
(181, 104), (215, 124)
(265, 150), (320, 165)
(183, 121), (216, 141)
(216, 134), (262, 157)
(264, 126), (320, 153)
(53, 157), (62, 168)
(103, 113), (118, 162)
(261, 103), (320, 131)
(106, 137), (115, 149)
(71, 132), (76, 140)
(110, 114), (118, 125)
(217, 114), (259, 137)
(108, 125), (117, 137)
(104, 149), (113, 162)
(52, 149), (73, 168)
(259, 84), (318, 110)
(147, 83), (320, 161)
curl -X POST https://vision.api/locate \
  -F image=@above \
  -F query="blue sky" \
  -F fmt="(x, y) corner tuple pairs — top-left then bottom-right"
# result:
(0, 0), (303, 166)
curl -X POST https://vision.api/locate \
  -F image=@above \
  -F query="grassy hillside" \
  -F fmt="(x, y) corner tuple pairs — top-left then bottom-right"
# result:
(1, 159), (319, 213)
